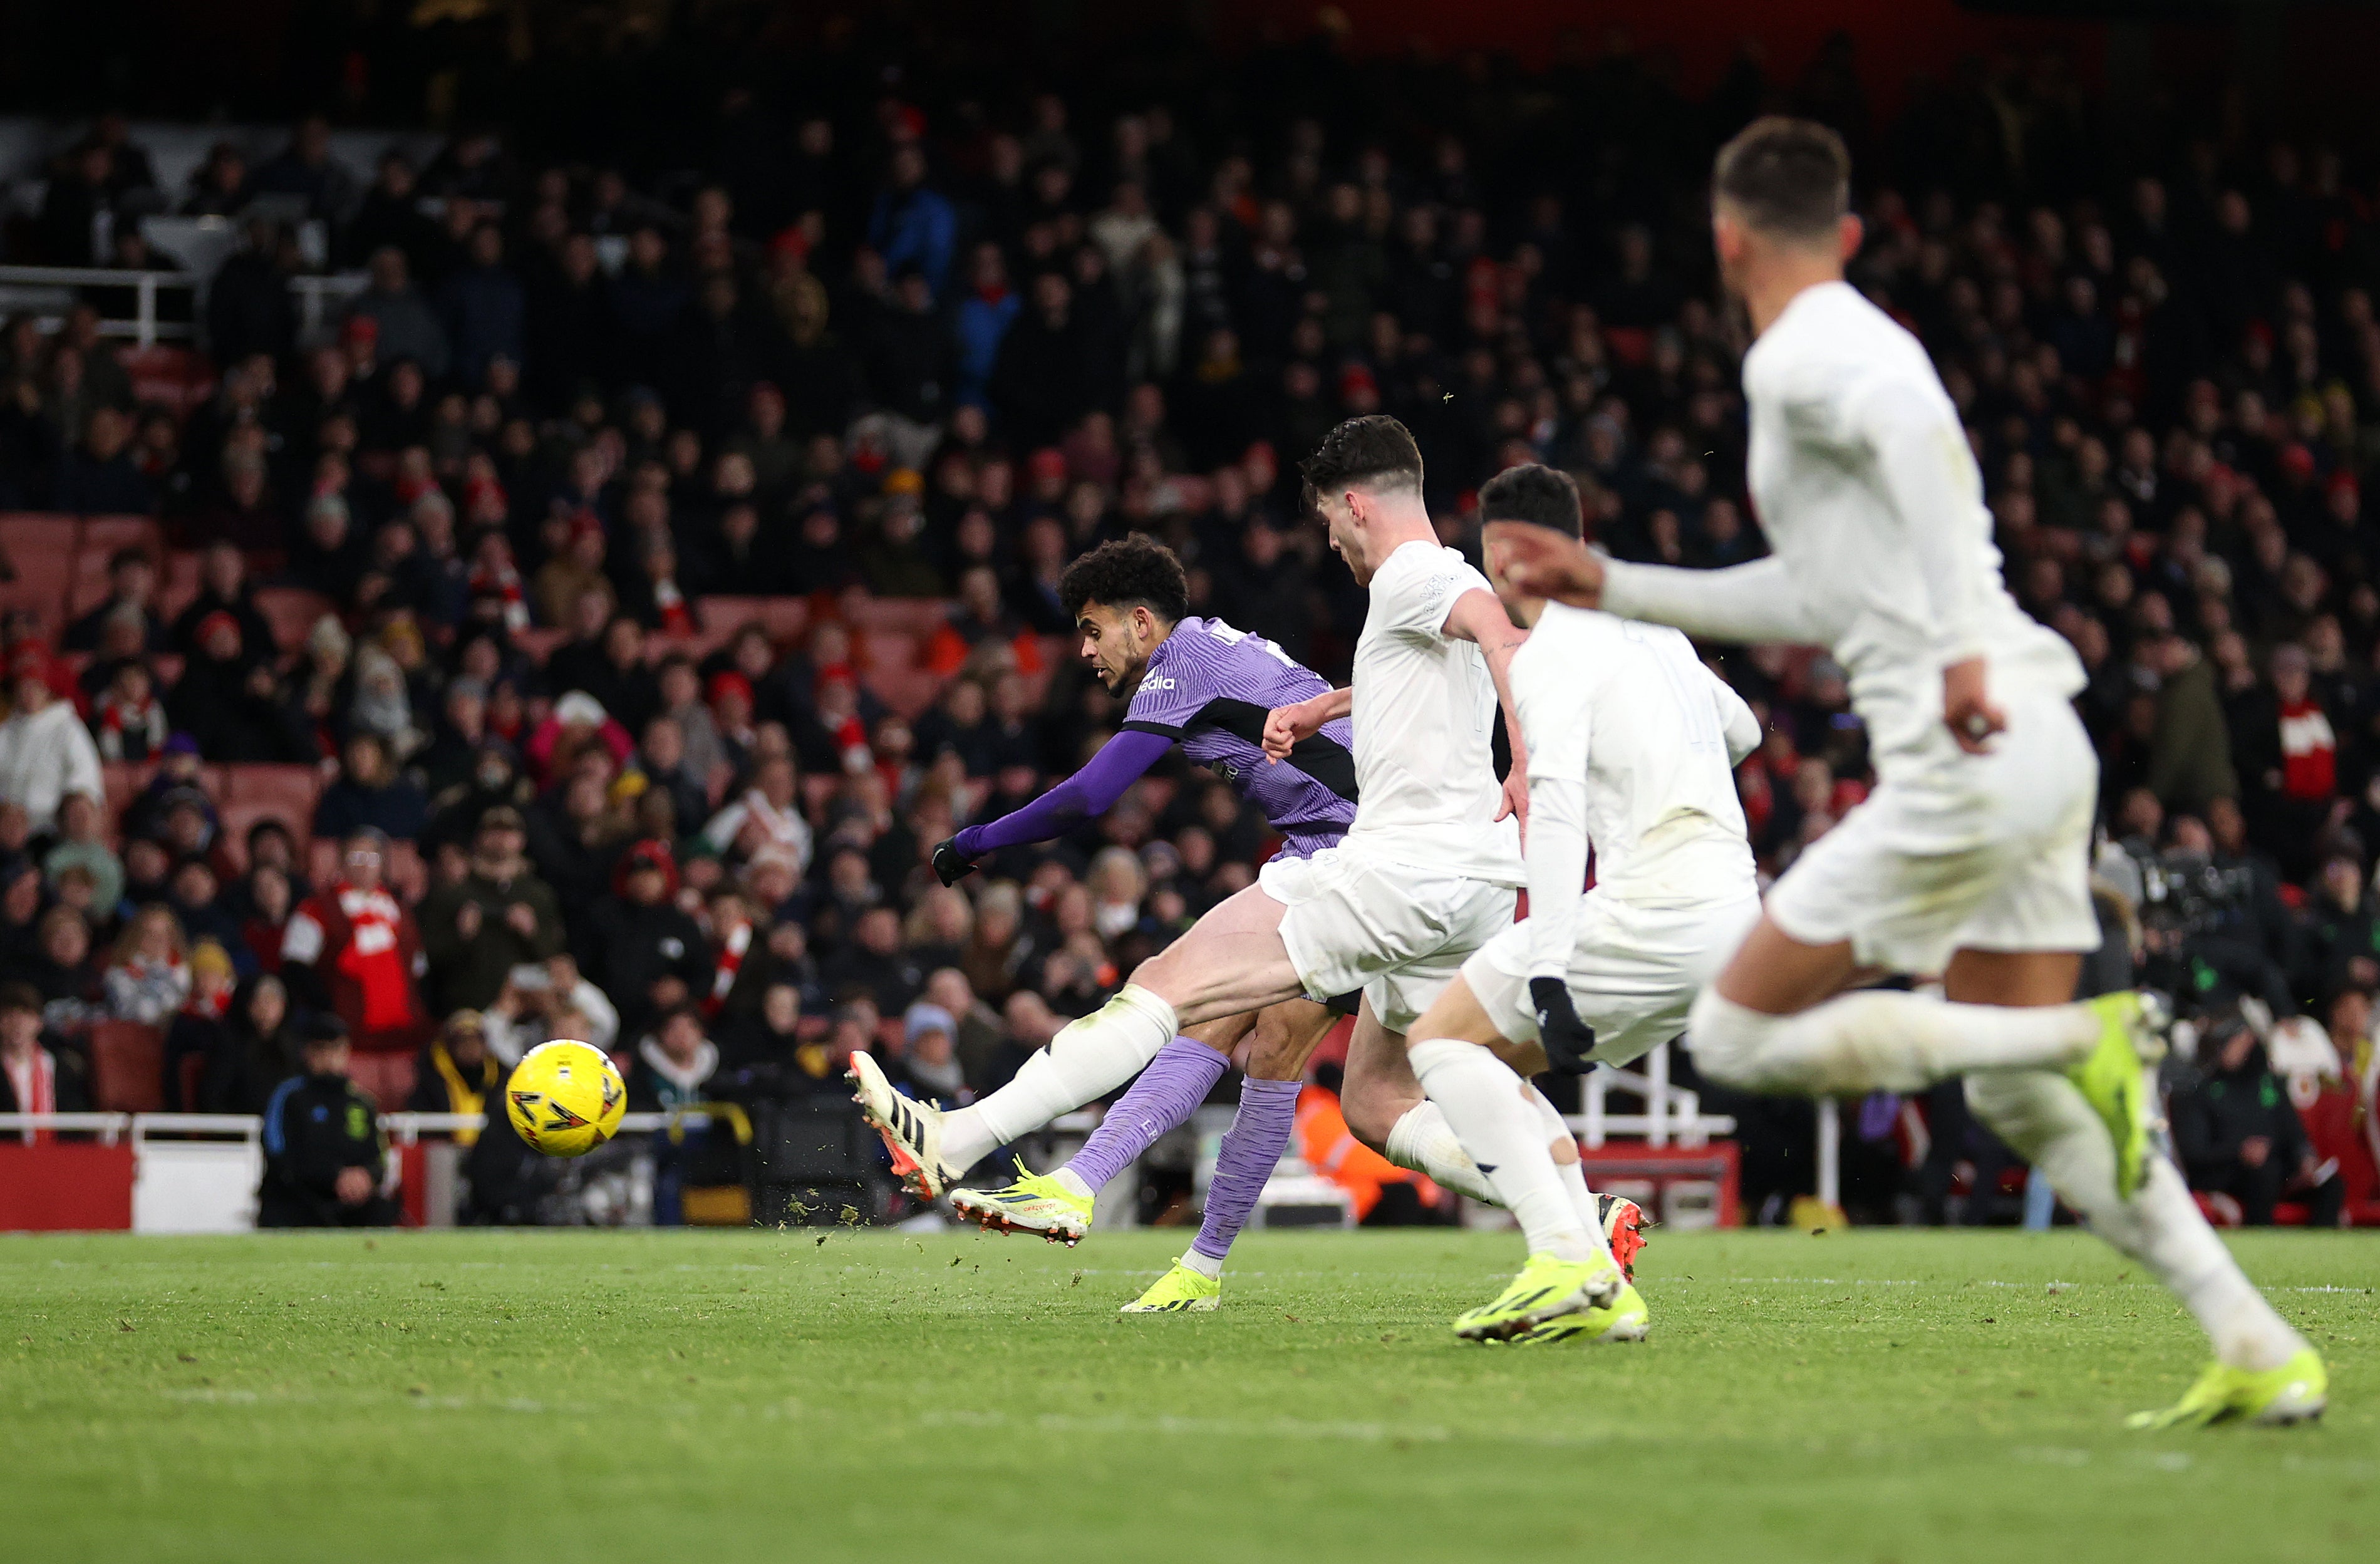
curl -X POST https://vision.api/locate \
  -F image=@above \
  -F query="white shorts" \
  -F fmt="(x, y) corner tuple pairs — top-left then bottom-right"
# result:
(1258, 843), (1517, 1034)
(1464, 891), (1762, 1068)
(1766, 690), (2101, 976)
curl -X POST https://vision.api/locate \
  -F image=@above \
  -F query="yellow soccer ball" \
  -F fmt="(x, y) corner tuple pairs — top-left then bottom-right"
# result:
(504, 1039), (627, 1157)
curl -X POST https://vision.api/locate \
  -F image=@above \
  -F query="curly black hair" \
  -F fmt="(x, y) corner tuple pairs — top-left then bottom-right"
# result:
(1058, 535), (1190, 624)
(1477, 463), (1582, 538)
(1298, 414), (1424, 512)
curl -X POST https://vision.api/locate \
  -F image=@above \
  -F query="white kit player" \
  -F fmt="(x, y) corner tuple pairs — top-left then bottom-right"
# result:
(851, 416), (1543, 1266)
(1492, 117), (2324, 1426)
(1402, 464), (1764, 1344)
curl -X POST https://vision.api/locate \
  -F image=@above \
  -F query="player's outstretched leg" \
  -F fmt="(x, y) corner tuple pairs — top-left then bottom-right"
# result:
(875, 884), (1304, 1198)
(872, 985), (1183, 1198)
(1964, 1069), (2326, 1429)
(948, 1033), (1231, 1242)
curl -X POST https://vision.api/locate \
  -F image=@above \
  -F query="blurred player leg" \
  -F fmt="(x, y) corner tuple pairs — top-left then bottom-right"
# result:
(1947, 951), (2317, 1421)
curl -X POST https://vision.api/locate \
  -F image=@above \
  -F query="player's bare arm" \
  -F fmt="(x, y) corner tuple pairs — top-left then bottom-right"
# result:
(1262, 685), (1351, 762)
(1441, 586), (1531, 833)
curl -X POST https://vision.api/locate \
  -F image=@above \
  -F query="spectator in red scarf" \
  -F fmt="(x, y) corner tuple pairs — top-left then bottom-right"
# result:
(279, 827), (427, 1053)
(162, 939), (238, 1109)
(631, 533), (699, 636)
(0, 982), (88, 1128)
(699, 752), (814, 874)
(2236, 641), (2338, 880)
(467, 528), (532, 634)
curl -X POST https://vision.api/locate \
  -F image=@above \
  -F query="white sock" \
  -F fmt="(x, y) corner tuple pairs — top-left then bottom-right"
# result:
(1965, 1070), (2309, 1372)
(1690, 988), (2099, 1095)
(1524, 1084), (1612, 1260)
(941, 986), (1180, 1173)
(1409, 1038), (1596, 1262)
(1177, 1248), (1222, 1280)
(1050, 1167), (1094, 1202)
(1384, 1100), (1499, 1204)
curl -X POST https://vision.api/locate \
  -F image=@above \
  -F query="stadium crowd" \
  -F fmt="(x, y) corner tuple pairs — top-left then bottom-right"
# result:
(1, 23), (2376, 1226)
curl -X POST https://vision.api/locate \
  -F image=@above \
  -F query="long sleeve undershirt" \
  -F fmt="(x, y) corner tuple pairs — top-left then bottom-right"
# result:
(1596, 554), (1821, 646)
(1524, 772), (1591, 981)
(951, 728), (1176, 857)
(1853, 384), (1995, 664)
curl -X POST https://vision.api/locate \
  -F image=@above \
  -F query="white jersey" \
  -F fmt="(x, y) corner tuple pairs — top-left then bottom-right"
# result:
(1341, 539), (1524, 885)
(1513, 603), (1760, 905)
(1601, 281), (2082, 782)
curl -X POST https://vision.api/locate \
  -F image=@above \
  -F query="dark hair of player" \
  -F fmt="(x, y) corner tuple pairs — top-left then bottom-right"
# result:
(1298, 414), (1425, 513)
(1712, 115), (1851, 244)
(1477, 463), (1582, 539)
(1058, 536), (1190, 625)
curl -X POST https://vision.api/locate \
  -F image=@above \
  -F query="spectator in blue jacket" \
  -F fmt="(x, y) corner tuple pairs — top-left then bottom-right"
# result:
(951, 242), (1022, 409)
(867, 145), (956, 298)
(438, 224), (525, 388)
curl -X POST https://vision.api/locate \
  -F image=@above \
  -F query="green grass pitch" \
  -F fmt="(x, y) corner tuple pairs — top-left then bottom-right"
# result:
(1, 1226), (2370, 1563)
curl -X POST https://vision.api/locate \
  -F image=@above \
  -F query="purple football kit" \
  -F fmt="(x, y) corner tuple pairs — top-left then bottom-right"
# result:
(949, 616), (1357, 862)
(943, 617), (1358, 1272)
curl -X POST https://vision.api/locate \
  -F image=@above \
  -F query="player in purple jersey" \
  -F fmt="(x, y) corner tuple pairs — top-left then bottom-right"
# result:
(849, 539), (1355, 1307)
(852, 420), (1541, 1315)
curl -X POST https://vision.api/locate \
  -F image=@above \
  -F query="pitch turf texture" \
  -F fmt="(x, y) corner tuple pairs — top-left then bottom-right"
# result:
(3, 1229), (2371, 1563)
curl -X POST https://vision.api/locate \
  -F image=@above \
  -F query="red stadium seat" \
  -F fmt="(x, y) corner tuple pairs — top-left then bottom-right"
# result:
(386, 840), (427, 903)
(841, 596), (949, 637)
(853, 630), (919, 678)
(213, 800), (306, 873)
(224, 765), (323, 834)
(101, 761), (157, 825)
(176, 1052), (205, 1112)
(513, 628), (567, 665)
(869, 667), (944, 720)
(253, 587), (336, 655)
(72, 517), (165, 609)
(345, 1053), (418, 1114)
(701, 596), (809, 644)
(0, 515), (81, 631)
(656, 621), (740, 666)
(87, 1020), (166, 1114)
(118, 345), (218, 418)
(157, 549), (203, 623)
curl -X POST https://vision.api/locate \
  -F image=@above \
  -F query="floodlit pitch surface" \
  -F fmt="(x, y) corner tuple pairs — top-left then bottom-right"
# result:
(1, 1228), (2369, 1562)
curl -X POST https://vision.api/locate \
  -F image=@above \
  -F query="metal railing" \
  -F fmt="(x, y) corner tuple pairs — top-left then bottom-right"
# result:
(0, 264), (369, 353)
(0, 265), (195, 348)
(1568, 1038), (1735, 1149)
(0, 1109), (698, 1143)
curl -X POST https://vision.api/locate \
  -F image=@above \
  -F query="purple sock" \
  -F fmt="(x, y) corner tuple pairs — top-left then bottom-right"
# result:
(1191, 1077), (1303, 1267)
(1065, 1037), (1228, 1191)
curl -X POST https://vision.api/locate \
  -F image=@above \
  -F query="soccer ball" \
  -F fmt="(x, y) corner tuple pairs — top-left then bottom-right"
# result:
(504, 1039), (626, 1157)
